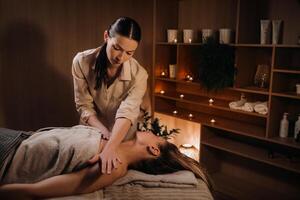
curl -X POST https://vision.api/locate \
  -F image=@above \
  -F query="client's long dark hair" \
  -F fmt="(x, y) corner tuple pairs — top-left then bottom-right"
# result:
(129, 142), (214, 195)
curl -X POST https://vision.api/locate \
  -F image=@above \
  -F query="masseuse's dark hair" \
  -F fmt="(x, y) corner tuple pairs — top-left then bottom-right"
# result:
(129, 141), (215, 197)
(94, 17), (142, 89)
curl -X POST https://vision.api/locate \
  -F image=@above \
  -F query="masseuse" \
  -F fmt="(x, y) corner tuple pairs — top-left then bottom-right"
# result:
(72, 17), (149, 175)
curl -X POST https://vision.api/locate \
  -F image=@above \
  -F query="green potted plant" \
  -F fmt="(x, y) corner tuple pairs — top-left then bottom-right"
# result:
(198, 37), (236, 91)
(137, 112), (180, 140)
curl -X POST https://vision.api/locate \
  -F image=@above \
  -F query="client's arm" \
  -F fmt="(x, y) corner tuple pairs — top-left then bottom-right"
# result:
(0, 163), (126, 199)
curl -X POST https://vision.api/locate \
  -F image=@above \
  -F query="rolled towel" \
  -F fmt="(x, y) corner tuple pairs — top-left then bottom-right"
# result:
(254, 101), (268, 115)
(229, 98), (247, 110)
(241, 101), (262, 112)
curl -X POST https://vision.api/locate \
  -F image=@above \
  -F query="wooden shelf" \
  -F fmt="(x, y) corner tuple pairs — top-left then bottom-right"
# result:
(273, 69), (300, 74)
(275, 45), (300, 48)
(156, 77), (270, 96)
(229, 86), (269, 95)
(155, 106), (266, 139)
(155, 77), (200, 86)
(235, 44), (300, 48)
(154, 1), (300, 198)
(235, 43), (274, 48)
(156, 42), (236, 46)
(202, 137), (300, 174)
(272, 92), (300, 100)
(155, 92), (267, 118)
(156, 42), (202, 46)
(268, 137), (300, 150)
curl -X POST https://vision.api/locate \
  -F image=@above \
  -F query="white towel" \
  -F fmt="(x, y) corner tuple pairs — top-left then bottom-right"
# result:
(229, 98), (247, 110)
(241, 101), (262, 112)
(113, 170), (198, 188)
(254, 101), (268, 115)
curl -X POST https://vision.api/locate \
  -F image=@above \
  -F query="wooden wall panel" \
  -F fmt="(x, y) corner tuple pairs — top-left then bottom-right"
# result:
(0, 0), (153, 130)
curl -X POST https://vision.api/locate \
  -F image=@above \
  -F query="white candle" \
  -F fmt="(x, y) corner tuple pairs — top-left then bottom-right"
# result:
(210, 118), (216, 123)
(188, 76), (193, 81)
(160, 90), (165, 94)
(161, 71), (166, 77)
(179, 94), (184, 99)
(188, 113), (193, 118)
(209, 99), (214, 105)
(173, 110), (178, 115)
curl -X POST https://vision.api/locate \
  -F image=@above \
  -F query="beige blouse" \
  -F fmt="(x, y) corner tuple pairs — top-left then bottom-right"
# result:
(72, 47), (149, 140)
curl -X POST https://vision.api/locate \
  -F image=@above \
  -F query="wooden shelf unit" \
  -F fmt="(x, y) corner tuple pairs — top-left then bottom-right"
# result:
(152, 0), (300, 199)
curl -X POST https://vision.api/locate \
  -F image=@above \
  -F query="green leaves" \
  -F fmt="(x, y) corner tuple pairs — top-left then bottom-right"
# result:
(198, 37), (236, 91)
(137, 112), (180, 140)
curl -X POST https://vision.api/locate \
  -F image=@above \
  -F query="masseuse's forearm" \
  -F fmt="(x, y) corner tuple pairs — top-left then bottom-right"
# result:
(106, 118), (131, 148)
(87, 115), (110, 134)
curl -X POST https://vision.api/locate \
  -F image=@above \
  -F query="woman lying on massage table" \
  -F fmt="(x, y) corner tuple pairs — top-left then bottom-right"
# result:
(0, 126), (212, 199)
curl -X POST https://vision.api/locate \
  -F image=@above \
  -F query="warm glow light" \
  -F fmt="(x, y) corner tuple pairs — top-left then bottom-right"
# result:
(160, 90), (165, 94)
(188, 38), (192, 43)
(182, 143), (193, 148)
(185, 74), (193, 82)
(179, 94), (184, 99)
(173, 110), (178, 115)
(153, 112), (201, 161)
(179, 144), (198, 160)
(210, 118), (216, 123)
(161, 71), (166, 77)
(209, 98), (214, 105)
(188, 113), (193, 118)
(174, 38), (177, 43)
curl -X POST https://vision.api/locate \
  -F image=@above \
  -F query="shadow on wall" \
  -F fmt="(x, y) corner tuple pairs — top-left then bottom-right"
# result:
(0, 21), (78, 131)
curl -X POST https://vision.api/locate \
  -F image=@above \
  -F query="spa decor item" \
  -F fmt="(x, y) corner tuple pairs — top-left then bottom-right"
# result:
(169, 64), (177, 79)
(272, 20), (283, 44)
(260, 20), (271, 44)
(296, 84), (300, 95)
(167, 29), (178, 43)
(179, 144), (198, 160)
(279, 112), (289, 138)
(254, 64), (270, 88)
(183, 29), (194, 43)
(137, 112), (180, 140)
(202, 29), (213, 43)
(219, 28), (232, 44)
(198, 37), (235, 91)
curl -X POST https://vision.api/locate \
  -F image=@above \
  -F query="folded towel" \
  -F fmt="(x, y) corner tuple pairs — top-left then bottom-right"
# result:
(229, 98), (247, 110)
(254, 101), (268, 115)
(113, 170), (198, 188)
(241, 101), (262, 112)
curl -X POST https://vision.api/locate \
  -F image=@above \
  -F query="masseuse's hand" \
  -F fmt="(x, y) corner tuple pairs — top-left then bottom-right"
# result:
(101, 130), (111, 140)
(99, 145), (122, 174)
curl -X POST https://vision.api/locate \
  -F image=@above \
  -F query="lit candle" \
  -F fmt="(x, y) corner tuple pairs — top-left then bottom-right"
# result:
(210, 118), (216, 123)
(188, 76), (193, 81)
(174, 38), (177, 43)
(161, 71), (166, 77)
(208, 98), (214, 105)
(173, 110), (178, 115)
(188, 38), (192, 43)
(179, 94), (184, 99)
(160, 90), (165, 94)
(186, 74), (191, 79)
(188, 113), (193, 118)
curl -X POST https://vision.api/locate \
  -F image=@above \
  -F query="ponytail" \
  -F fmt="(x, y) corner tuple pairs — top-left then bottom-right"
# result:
(94, 43), (108, 90)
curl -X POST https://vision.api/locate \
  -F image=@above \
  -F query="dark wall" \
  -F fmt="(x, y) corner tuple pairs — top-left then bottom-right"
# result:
(0, 0), (154, 130)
